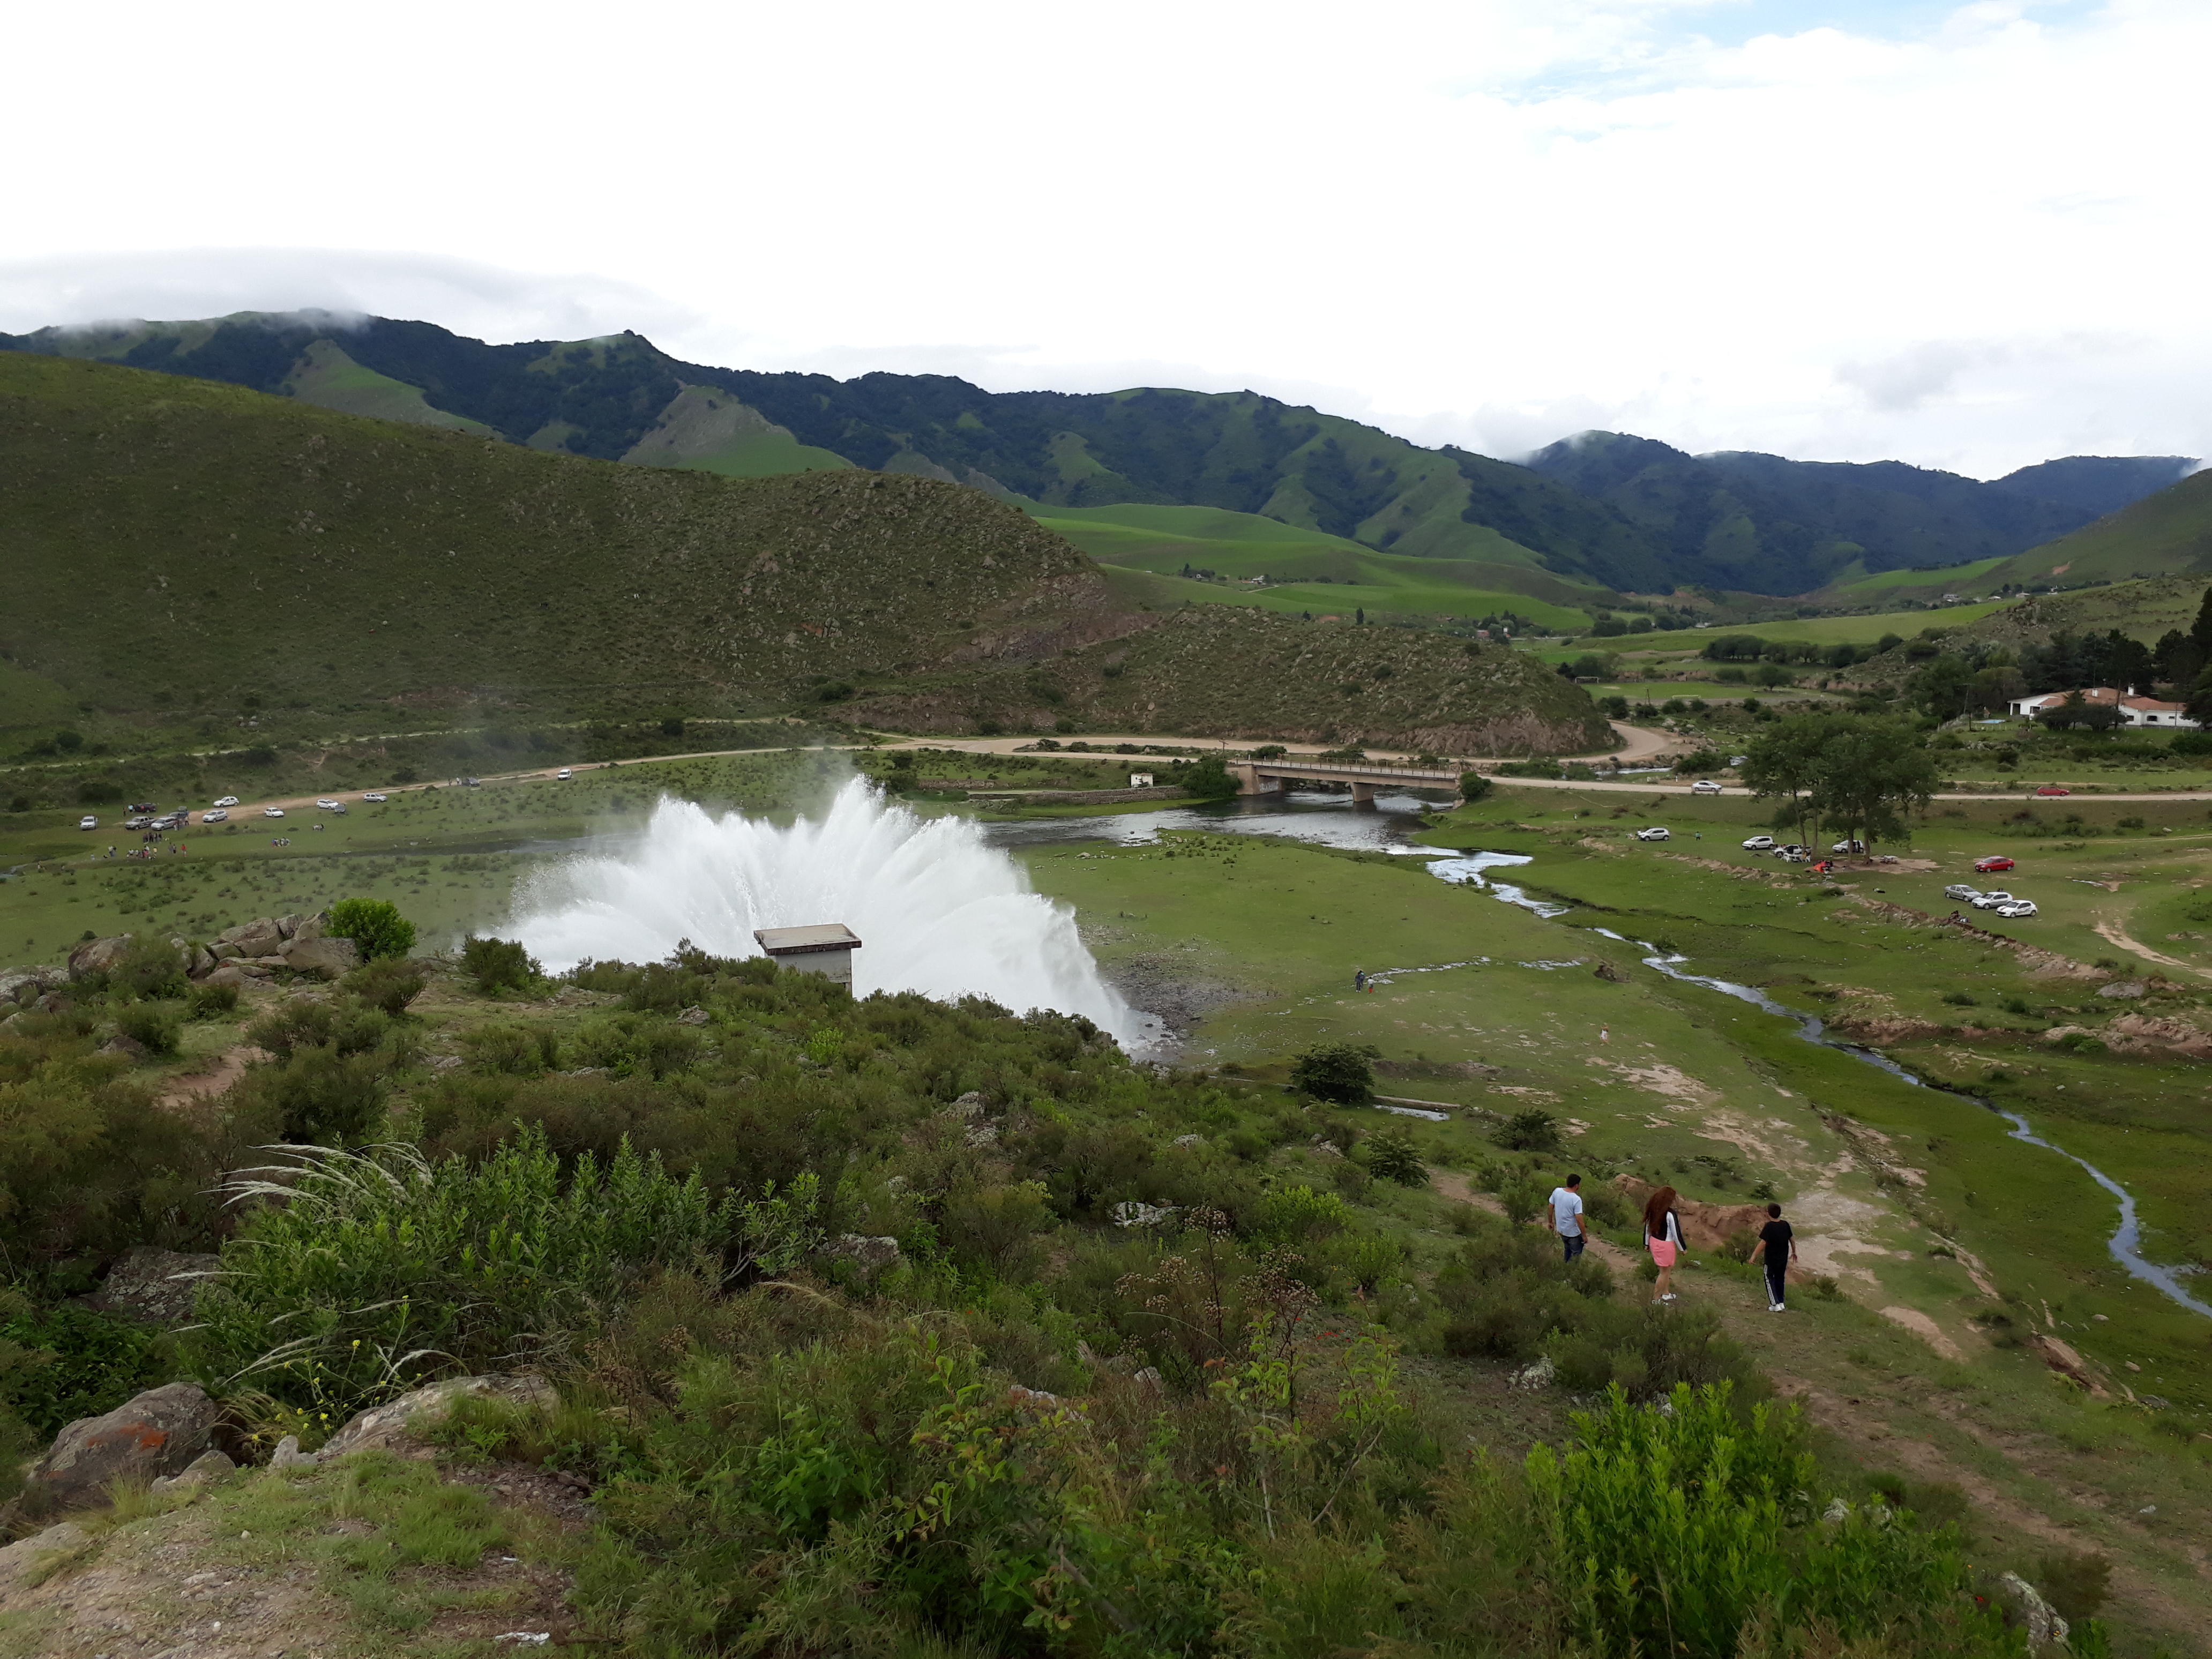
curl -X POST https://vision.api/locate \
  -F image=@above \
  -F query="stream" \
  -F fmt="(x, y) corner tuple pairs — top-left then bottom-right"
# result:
(990, 790), (2207, 1320)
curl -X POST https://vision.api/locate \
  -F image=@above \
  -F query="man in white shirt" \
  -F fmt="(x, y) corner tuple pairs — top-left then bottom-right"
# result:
(1549, 1174), (1586, 1262)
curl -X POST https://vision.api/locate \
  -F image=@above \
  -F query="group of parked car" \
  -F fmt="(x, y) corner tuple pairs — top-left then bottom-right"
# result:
(75, 769), (576, 830)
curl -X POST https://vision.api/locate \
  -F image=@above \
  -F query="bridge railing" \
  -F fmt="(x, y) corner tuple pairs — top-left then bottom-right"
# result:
(1245, 760), (1463, 781)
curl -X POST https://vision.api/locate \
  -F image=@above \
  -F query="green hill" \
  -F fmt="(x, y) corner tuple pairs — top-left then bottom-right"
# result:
(0, 354), (1607, 763)
(1974, 466), (2212, 590)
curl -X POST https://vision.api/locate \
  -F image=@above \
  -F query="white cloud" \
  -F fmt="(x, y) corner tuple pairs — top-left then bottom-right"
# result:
(0, 0), (2202, 477)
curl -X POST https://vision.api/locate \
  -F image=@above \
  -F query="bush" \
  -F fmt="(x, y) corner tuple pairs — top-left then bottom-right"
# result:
(1359, 1128), (1428, 1186)
(1494, 1108), (1562, 1152)
(342, 956), (427, 1017)
(461, 935), (542, 993)
(1496, 759), (1564, 779)
(327, 898), (416, 961)
(187, 982), (240, 1019)
(114, 1002), (182, 1057)
(236, 1044), (391, 1144)
(0, 1291), (171, 1437)
(1182, 752), (1240, 801)
(104, 935), (186, 1002)
(1457, 771), (1492, 803)
(1290, 1042), (1378, 1103)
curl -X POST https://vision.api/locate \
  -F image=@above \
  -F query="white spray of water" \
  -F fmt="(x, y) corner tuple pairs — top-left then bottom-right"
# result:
(506, 779), (1148, 1046)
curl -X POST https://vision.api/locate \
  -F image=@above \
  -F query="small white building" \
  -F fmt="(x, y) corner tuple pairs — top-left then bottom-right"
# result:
(1129, 772), (1155, 788)
(2003, 686), (2200, 730)
(2121, 696), (2199, 729)
(753, 923), (862, 988)
(2006, 687), (2120, 718)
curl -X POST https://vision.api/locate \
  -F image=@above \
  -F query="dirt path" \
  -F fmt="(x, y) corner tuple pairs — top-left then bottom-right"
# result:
(155, 1044), (266, 1112)
(2094, 917), (2212, 980)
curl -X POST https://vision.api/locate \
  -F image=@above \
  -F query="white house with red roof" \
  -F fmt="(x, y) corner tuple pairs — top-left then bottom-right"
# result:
(2005, 686), (2198, 729)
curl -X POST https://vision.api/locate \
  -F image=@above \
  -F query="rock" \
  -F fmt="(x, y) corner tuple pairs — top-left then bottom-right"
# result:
(207, 940), (242, 961)
(204, 963), (253, 988)
(33, 991), (71, 1014)
(150, 1448), (236, 1496)
(186, 944), (215, 978)
(269, 1434), (319, 1470)
(0, 966), (65, 1005)
(2098, 981), (2147, 1000)
(1998, 1572), (2069, 1650)
(275, 914), (302, 939)
(1128, 1367), (1163, 1389)
(675, 1005), (710, 1026)
(0, 1521), (89, 1591)
(1593, 961), (1630, 983)
(291, 910), (330, 943)
(27, 1383), (219, 1511)
(75, 1246), (220, 1326)
(1110, 1200), (1176, 1228)
(1173, 1133), (1204, 1147)
(322, 1374), (555, 1458)
(220, 918), (284, 958)
(825, 1235), (902, 1276)
(97, 1033), (151, 1063)
(1509, 1356), (1556, 1391)
(965, 1122), (1000, 1148)
(66, 934), (135, 981)
(0, 1012), (24, 1036)
(282, 935), (361, 978)
(430, 1054), (464, 1073)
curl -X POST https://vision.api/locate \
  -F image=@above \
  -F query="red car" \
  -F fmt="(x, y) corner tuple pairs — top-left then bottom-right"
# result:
(2034, 785), (2070, 797)
(1974, 855), (2015, 873)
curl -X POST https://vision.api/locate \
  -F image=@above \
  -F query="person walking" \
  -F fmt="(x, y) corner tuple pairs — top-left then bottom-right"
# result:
(1750, 1201), (1797, 1311)
(1354, 969), (1367, 993)
(1549, 1174), (1587, 1263)
(1644, 1185), (1684, 1303)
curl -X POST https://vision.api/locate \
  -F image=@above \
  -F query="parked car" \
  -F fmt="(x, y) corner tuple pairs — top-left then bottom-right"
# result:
(202, 809), (228, 824)
(129, 801), (158, 813)
(1742, 835), (1776, 851)
(78, 814), (97, 830)
(363, 791), (388, 803)
(1944, 883), (1982, 901)
(264, 806), (285, 819)
(1778, 843), (1806, 857)
(1690, 780), (1722, 795)
(1635, 827), (1670, 841)
(2035, 785), (2070, 797)
(1993, 900), (2039, 918)
(316, 798), (341, 811)
(212, 795), (240, 808)
(1974, 856), (2015, 873)
(124, 815), (152, 831)
(556, 768), (573, 781)
(463, 776), (481, 788)
(1970, 891), (2015, 909)
(1831, 839), (1865, 854)
(151, 813), (184, 831)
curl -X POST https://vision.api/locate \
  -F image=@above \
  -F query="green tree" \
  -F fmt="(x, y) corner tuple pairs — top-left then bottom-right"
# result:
(1291, 1042), (1379, 1104)
(1458, 771), (1493, 803)
(1183, 752), (1240, 801)
(1742, 714), (1936, 850)
(461, 935), (542, 992)
(327, 898), (416, 960)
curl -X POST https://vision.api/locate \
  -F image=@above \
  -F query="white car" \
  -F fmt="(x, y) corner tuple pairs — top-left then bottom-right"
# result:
(1691, 780), (1723, 795)
(1832, 839), (1865, 854)
(1944, 884), (1982, 902)
(79, 814), (98, 830)
(201, 809), (228, 824)
(316, 798), (341, 811)
(363, 791), (387, 803)
(1636, 826), (1670, 841)
(264, 806), (285, 819)
(1993, 900), (2038, 918)
(556, 768), (573, 781)
(212, 795), (240, 808)
(1970, 890), (2015, 909)
(1742, 835), (1776, 851)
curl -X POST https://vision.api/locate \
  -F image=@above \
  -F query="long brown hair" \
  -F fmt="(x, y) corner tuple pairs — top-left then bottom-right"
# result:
(1644, 1185), (1678, 1238)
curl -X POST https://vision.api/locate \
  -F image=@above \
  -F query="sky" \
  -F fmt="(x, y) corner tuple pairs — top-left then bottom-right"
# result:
(1, 0), (2203, 479)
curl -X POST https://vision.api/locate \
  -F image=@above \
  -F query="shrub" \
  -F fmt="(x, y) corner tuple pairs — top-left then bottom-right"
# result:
(1359, 1128), (1428, 1186)
(187, 982), (240, 1019)
(461, 935), (542, 993)
(233, 1044), (390, 1144)
(1494, 1108), (1561, 1152)
(1253, 1183), (1351, 1244)
(1182, 752), (1240, 801)
(327, 898), (417, 960)
(0, 1292), (171, 1437)
(342, 956), (427, 1017)
(1497, 1168), (1548, 1225)
(1290, 1042), (1378, 1104)
(1457, 771), (1492, 803)
(104, 935), (187, 1001)
(248, 996), (390, 1062)
(114, 1002), (182, 1057)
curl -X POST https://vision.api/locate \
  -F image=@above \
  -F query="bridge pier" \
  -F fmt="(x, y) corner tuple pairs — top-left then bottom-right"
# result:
(1351, 781), (1376, 805)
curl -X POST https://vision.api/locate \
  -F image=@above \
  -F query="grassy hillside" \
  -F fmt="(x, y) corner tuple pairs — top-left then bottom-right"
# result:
(1975, 467), (2212, 590)
(847, 603), (1614, 754)
(0, 354), (1122, 733)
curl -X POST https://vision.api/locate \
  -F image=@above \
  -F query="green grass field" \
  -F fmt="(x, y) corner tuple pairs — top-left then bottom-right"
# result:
(1827, 556), (2011, 600)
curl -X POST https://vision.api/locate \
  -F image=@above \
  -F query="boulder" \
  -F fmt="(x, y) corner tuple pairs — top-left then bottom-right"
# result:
(275, 914), (302, 940)
(282, 936), (361, 978)
(322, 1374), (555, 1458)
(1998, 1572), (2069, 1650)
(76, 1246), (220, 1327)
(675, 1005), (710, 1026)
(97, 1033), (151, 1064)
(825, 1235), (902, 1276)
(207, 941), (243, 962)
(66, 934), (135, 981)
(27, 1382), (219, 1511)
(291, 910), (331, 944)
(186, 944), (215, 978)
(204, 963), (254, 989)
(269, 1434), (319, 1470)
(0, 966), (65, 1006)
(220, 918), (284, 958)
(150, 1448), (236, 1496)
(2097, 981), (2147, 1000)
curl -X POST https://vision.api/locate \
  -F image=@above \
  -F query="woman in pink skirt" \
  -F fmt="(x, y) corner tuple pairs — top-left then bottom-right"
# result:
(1644, 1185), (1684, 1303)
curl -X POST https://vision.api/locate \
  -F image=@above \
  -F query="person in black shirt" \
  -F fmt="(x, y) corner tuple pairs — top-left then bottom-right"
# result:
(1750, 1202), (1796, 1311)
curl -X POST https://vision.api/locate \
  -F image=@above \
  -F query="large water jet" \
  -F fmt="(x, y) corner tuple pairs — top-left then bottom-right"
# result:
(507, 780), (1148, 1046)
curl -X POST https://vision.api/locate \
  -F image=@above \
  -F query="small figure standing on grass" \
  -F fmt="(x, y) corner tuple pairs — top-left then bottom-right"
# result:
(1549, 1172), (1586, 1263)
(1354, 969), (1367, 993)
(1751, 1201), (1797, 1311)
(1645, 1185), (1684, 1303)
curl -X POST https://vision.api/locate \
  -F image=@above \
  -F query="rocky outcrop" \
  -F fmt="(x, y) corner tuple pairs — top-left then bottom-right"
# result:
(216, 917), (284, 958)
(322, 1374), (556, 1458)
(0, 966), (65, 1005)
(824, 1235), (902, 1276)
(66, 934), (134, 981)
(281, 935), (360, 978)
(75, 1247), (220, 1327)
(0, 1521), (89, 1591)
(26, 1383), (218, 1512)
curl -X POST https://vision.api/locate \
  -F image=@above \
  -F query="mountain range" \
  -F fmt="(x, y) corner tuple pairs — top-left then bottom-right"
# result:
(3, 311), (2197, 602)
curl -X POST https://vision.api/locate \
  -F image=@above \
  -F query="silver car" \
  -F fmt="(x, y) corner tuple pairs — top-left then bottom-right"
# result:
(1971, 890), (2015, 909)
(1993, 900), (2038, 918)
(1944, 884), (1982, 902)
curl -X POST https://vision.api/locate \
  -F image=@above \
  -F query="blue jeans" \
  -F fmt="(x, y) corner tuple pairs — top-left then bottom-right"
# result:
(1561, 1232), (1585, 1263)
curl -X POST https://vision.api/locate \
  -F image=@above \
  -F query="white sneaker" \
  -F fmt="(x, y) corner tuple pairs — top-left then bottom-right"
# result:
(1661, 1293), (1678, 1302)
(1768, 1303), (1783, 1312)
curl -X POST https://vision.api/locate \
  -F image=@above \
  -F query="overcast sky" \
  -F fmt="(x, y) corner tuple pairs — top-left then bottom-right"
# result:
(2, 0), (2202, 477)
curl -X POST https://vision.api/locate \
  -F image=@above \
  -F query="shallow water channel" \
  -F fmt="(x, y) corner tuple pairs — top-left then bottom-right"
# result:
(998, 790), (2211, 1321)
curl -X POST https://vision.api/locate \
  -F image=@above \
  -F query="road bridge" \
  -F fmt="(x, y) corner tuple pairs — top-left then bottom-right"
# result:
(1228, 758), (1462, 802)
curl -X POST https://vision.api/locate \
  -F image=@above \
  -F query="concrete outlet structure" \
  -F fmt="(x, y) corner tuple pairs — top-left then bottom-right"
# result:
(753, 923), (863, 988)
